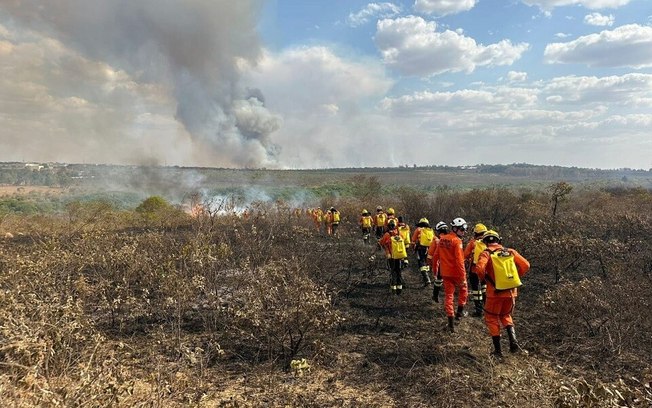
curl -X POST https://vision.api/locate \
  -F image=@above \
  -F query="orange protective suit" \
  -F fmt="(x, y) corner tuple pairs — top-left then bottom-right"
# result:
(430, 231), (468, 317)
(475, 243), (530, 336)
(312, 208), (323, 231)
(463, 239), (476, 270)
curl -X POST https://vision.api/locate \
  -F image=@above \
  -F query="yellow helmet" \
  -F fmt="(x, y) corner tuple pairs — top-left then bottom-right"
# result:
(482, 230), (501, 243)
(473, 223), (488, 234)
(387, 207), (395, 215)
(419, 217), (429, 225)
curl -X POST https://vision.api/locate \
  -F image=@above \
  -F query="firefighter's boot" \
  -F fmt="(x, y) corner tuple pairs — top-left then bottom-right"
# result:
(421, 270), (431, 287)
(432, 285), (440, 302)
(472, 300), (483, 317)
(455, 305), (467, 320)
(491, 336), (503, 359)
(506, 326), (527, 354)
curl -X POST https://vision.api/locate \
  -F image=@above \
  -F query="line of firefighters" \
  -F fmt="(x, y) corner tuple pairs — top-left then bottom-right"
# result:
(309, 207), (341, 236)
(360, 206), (531, 359)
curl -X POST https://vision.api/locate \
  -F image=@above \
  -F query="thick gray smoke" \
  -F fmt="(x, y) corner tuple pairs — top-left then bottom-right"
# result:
(1, 0), (280, 167)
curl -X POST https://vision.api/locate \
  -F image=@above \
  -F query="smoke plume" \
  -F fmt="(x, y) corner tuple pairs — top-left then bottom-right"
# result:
(0, 0), (280, 167)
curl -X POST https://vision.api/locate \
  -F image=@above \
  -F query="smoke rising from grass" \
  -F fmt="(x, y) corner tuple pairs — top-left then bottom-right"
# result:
(1, 0), (280, 167)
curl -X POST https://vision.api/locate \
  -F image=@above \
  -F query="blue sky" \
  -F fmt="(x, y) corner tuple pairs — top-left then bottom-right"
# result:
(1, 1), (651, 169)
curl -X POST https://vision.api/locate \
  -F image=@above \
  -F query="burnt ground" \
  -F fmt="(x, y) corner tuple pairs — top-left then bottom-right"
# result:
(208, 238), (570, 407)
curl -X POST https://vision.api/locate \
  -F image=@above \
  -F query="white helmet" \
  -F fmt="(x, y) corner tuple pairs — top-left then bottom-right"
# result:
(451, 217), (468, 230)
(435, 221), (448, 232)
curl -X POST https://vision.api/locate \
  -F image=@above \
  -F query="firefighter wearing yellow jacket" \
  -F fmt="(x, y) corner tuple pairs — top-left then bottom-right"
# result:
(379, 219), (408, 295)
(359, 209), (373, 244)
(412, 217), (435, 287)
(397, 216), (411, 269)
(374, 206), (387, 239)
(463, 223), (489, 317)
(326, 207), (341, 236)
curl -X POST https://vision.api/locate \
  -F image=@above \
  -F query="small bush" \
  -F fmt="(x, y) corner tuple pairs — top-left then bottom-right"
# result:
(224, 259), (340, 367)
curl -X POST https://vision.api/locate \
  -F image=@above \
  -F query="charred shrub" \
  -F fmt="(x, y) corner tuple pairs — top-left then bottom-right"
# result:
(223, 259), (340, 367)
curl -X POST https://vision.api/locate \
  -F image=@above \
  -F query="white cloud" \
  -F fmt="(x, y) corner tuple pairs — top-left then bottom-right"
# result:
(247, 47), (392, 114)
(544, 73), (652, 106)
(347, 3), (402, 27)
(374, 16), (529, 77)
(555, 32), (572, 38)
(507, 71), (528, 82)
(244, 46), (396, 167)
(379, 86), (540, 115)
(584, 12), (614, 26)
(544, 24), (652, 68)
(414, 0), (477, 16)
(373, 72), (652, 168)
(522, 0), (631, 11)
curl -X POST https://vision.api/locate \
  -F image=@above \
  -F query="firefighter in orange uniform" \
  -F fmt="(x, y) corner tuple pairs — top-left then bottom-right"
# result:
(430, 217), (469, 332)
(475, 230), (530, 358)
(379, 219), (407, 295)
(463, 223), (489, 317)
(312, 207), (323, 233)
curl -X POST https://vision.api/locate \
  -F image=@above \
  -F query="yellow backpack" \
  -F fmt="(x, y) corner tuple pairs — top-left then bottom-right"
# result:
(376, 213), (387, 226)
(361, 216), (372, 228)
(332, 211), (340, 223)
(418, 227), (434, 247)
(398, 225), (411, 244)
(391, 235), (407, 259)
(472, 240), (487, 264)
(486, 248), (522, 291)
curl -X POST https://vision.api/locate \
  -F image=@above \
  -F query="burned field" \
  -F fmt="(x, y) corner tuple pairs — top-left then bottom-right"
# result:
(1, 179), (652, 407)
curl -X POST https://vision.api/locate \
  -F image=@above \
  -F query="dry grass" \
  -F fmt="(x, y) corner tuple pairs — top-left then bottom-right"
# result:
(1, 187), (651, 406)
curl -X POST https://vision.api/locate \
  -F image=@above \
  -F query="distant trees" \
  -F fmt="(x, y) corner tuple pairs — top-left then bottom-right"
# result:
(0, 166), (76, 187)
